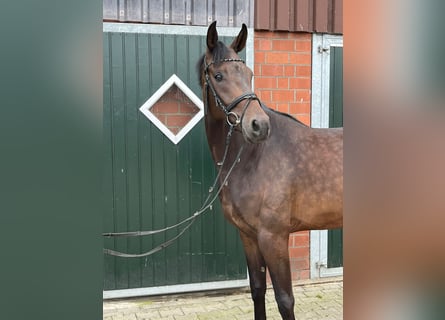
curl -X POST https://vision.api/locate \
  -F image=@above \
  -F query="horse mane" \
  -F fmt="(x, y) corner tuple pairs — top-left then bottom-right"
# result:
(196, 41), (230, 88)
(265, 106), (309, 127)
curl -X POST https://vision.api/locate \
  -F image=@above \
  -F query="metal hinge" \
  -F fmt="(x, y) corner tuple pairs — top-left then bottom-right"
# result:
(318, 46), (330, 54)
(315, 261), (327, 269)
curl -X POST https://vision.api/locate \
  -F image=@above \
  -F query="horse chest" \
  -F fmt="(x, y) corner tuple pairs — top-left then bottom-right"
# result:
(219, 182), (262, 234)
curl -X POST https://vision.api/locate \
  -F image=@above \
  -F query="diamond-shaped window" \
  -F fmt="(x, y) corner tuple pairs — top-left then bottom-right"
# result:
(139, 74), (204, 144)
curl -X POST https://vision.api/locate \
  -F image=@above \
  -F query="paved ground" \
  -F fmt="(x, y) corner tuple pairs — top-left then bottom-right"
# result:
(104, 277), (343, 320)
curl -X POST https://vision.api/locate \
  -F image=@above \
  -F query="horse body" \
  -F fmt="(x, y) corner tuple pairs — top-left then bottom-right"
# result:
(200, 21), (343, 320)
(209, 108), (342, 236)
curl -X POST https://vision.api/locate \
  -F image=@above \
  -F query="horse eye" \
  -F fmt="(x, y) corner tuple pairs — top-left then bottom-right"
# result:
(214, 72), (223, 82)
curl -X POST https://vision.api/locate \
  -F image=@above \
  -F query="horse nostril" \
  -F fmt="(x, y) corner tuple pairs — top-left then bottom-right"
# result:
(252, 119), (260, 132)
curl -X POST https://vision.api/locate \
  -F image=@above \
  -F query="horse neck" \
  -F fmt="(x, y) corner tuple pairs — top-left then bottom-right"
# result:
(204, 113), (245, 165)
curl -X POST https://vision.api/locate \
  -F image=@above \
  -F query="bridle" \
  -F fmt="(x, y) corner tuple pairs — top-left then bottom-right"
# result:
(102, 58), (256, 258)
(203, 57), (261, 127)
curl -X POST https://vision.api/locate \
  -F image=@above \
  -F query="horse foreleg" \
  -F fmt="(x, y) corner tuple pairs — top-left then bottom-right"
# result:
(258, 231), (295, 320)
(239, 231), (267, 320)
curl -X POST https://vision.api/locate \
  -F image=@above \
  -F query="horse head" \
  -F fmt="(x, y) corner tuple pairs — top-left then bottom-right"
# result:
(199, 21), (270, 144)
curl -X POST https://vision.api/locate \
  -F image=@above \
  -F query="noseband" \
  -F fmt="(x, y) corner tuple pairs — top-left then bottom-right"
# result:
(204, 58), (261, 127)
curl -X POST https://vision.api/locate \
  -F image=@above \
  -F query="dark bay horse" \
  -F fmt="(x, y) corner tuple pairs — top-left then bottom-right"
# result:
(197, 22), (343, 320)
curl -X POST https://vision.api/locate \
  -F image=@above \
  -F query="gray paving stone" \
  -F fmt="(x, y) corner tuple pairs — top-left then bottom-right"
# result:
(104, 277), (343, 320)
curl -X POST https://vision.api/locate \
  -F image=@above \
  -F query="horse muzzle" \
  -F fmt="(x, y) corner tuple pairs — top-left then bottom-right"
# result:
(242, 115), (270, 143)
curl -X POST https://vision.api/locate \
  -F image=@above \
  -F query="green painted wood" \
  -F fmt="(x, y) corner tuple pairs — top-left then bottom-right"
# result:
(328, 46), (343, 268)
(103, 33), (116, 290)
(103, 32), (246, 291)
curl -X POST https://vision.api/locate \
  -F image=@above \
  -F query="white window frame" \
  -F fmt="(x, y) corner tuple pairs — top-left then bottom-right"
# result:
(310, 33), (343, 279)
(139, 74), (204, 145)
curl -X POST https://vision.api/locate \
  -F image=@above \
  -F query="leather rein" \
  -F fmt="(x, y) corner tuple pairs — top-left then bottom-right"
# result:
(102, 58), (254, 258)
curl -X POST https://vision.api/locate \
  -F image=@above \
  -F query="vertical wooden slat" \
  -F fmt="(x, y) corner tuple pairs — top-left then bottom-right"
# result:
(176, 34), (192, 284)
(191, 0), (207, 25)
(175, 33), (192, 283)
(126, 0), (142, 22)
(328, 46), (343, 268)
(103, 0), (256, 27)
(275, 0), (290, 30)
(171, 0), (186, 24)
(238, 0), (254, 28)
(329, 47), (343, 128)
(332, 0), (343, 34)
(136, 33), (155, 287)
(118, 0), (126, 22)
(254, 0), (342, 33)
(148, 33), (167, 286)
(175, 36), (194, 283)
(103, 33), (117, 290)
(214, 0), (228, 26)
(148, 0), (164, 24)
(161, 34), (179, 285)
(110, 32), (130, 289)
(123, 33), (142, 288)
(294, 0), (311, 32)
(142, 0), (149, 23)
(103, 0), (119, 21)
(255, 0), (270, 30)
(314, 0), (329, 33)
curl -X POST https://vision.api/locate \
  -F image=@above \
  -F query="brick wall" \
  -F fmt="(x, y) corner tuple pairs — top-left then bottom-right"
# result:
(254, 31), (312, 281)
(151, 84), (200, 135)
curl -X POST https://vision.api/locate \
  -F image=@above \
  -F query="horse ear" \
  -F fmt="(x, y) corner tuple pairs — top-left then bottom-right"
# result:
(230, 23), (248, 53)
(207, 21), (218, 52)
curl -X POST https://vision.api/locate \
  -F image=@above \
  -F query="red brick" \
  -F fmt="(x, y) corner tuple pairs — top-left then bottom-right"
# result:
(272, 90), (294, 102)
(290, 103), (310, 115)
(295, 41), (312, 52)
(154, 114), (166, 125)
(166, 115), (191, 128)
(268, 103), (279, 112)
(298, 269), (310, 280)
(289, 53), (311, 65)
(279, 31), (292, 39)
(261, 64), (284, 77)
(255, 31), (275, 39)
(272, 39), (295, 51)
(295, 90), (311, 102)
(290, 33), (311, 41)
(284, 65), (296, 77)
(276, 103), (289, 113)
(290, 78), (311, 89)
(290, 258), (310, 270)
(277, 78), (289, 89)
(254, 77), (276, 89)
(258, 38), (272, 51)
(296, 65), (312, 77)
(257, 90), (272, 101)
(296, 114), (311, 126)
(265, 52), (288, 64)
(180, 103), (199, 114)
(254, 64), (261, 76)
(289, 246), (308, 258)
(288, 236), (294, 248)
(291, 231), (310, 246)
(169, 126), (180, 135)
(151, 101), (179, 114)
(255, 51), (266, 64)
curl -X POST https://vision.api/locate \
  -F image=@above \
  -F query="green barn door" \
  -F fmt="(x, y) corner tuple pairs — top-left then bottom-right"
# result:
(103, 31), (246, 294)
(327, 46), (343, 268)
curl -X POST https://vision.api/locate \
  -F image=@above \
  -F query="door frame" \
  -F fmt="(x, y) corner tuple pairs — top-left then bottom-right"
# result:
(103, 22), (252, 299)
(310, 33), (343, 278)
